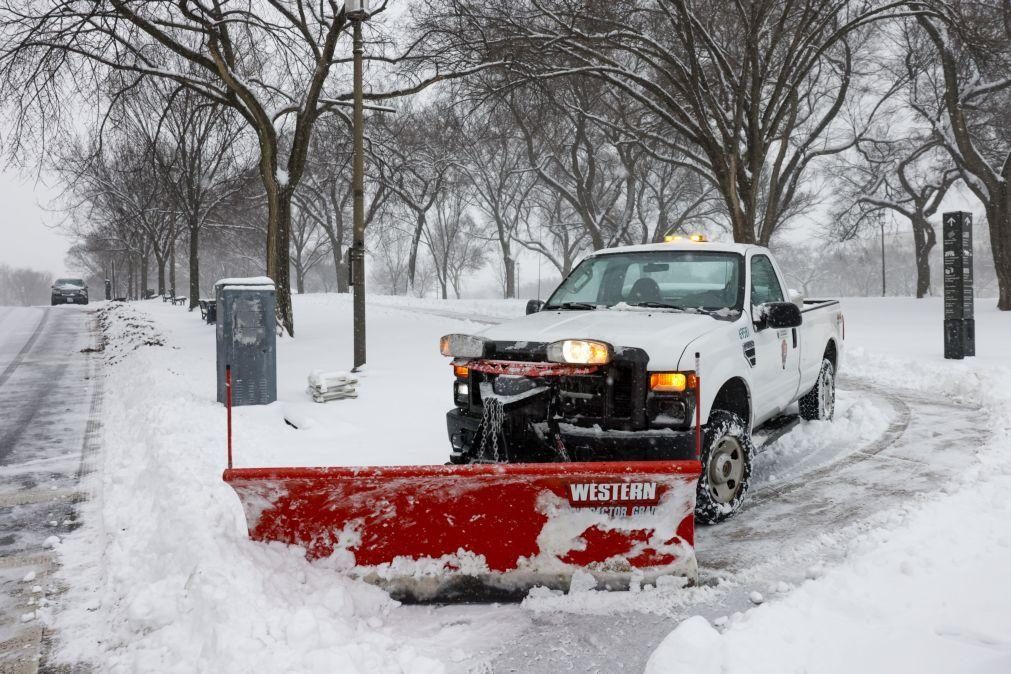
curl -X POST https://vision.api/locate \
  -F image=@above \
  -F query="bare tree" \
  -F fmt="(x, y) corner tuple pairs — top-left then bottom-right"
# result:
(296, 115), (388, 293)
(0, 265), (53, 306)
(380, 103), (457, 289)
(289, 203), (331, 294)
(912, 1), (1011, 309)
(415, 0), (920, 245)
(514, 187), (590, 277)
(369, 218), (414, 295)
(152, 88), (251, 308)
(56, 132), (178, 298)
(456, 103), (536, 297)
(834, 134), (958, 297)
(421, 179), (487, 298)
(635, 160), (725, 243)
(506, 81), (640, 251)
(0, 1), (498, 333)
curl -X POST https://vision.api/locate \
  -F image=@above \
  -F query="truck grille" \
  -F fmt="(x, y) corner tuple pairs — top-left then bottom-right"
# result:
(467, 342), (648, 429)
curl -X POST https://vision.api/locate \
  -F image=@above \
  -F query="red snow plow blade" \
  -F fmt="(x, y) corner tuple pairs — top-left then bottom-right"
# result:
(224, 460), (701, 601)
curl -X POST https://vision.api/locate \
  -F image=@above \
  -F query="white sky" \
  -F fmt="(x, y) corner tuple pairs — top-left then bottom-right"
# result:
(0, 168), (69, 276)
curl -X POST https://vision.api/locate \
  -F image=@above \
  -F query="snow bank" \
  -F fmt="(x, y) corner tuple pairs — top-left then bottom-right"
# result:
(49, 301), (446, 673)
(647, 298), (1011, 674)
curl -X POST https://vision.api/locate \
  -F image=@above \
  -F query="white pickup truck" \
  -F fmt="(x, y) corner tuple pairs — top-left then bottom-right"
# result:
(440, 239), (845, 522)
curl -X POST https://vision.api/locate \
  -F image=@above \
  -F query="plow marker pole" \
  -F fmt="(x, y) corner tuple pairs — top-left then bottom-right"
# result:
(695, 352), (702, 460)
(226, 364), (233, 469)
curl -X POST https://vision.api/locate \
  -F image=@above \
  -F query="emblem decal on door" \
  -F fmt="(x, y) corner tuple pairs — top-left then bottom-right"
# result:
(743, 340), (756, 367)
(781, 340), (788, 369)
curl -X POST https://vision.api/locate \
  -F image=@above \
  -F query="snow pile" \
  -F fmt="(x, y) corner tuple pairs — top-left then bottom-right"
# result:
(752, 392), (894, 484)
(93, 303), (165, 364)
(49, 299), (446, 673)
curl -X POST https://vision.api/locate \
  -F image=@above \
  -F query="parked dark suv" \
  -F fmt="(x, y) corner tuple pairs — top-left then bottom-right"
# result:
(51, 278), (89, 305)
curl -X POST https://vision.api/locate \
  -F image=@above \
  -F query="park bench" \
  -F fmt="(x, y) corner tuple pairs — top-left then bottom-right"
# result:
(198, 298), (217, 324)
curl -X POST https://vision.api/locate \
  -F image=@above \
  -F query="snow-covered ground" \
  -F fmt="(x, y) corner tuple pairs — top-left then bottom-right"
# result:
(44, 294), (1011, 673)
(648, 299), (1011, 674)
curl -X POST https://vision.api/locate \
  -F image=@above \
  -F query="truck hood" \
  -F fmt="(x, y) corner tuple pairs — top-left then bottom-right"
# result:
(476, 308), (729, 365)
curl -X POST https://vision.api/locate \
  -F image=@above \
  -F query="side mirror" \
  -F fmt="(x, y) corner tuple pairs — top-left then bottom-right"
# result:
(526, 299), (545, 315)
(757, 301), (803, 329)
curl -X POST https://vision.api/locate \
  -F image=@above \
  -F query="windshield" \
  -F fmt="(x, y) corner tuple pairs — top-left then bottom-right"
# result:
(544, 250), (744, 313)
(54, 279), (85, 287)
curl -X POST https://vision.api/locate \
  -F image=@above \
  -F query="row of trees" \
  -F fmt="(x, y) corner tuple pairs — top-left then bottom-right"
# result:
(0, 265), (52, 306)
(0, 0), (1008, 323)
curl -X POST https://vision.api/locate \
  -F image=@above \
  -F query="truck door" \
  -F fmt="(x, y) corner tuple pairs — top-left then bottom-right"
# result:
(748, 253), (802, 422)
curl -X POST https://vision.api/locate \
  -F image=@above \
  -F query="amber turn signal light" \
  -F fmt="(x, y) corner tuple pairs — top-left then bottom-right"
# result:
(650, 372), (690, 392)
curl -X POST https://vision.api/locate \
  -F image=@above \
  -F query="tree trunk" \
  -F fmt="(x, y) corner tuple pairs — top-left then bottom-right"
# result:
(169, 242), (177, 298)
(141, 254), (150, 299)
(188, 225), (200, 310)
(266, 187), (295, 335)
(296, 264), (305, 294)
(322, 223), (350, 294)
(988, 192), (1011, 311)
(504, 253), (515, 299)
(911, 215), (936, 299)
(407, 211), (426, 288)
(155, 253), (166, 297)
(128, 258), (135, 300)
(336, 249), (350, 294)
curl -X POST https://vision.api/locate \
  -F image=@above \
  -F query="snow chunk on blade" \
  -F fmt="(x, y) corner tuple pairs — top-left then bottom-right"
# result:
(224, 460), (701, 601)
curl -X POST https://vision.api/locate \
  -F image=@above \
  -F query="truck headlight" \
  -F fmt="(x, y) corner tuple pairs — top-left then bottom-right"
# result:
(546, 339), (612, 365)
(440, 334), (488, 358)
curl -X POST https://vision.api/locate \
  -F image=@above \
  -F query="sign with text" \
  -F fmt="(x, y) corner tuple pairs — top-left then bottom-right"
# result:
(943, 212), (974, 359)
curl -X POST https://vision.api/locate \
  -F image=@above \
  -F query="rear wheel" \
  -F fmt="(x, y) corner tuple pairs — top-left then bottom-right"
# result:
(799, 358), (835, 421)
(695, 410), (753, 524)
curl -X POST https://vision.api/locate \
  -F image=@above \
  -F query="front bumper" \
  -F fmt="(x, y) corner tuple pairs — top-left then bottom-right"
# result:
(447, 408), (696, 463)
(52, 293), (87, 304)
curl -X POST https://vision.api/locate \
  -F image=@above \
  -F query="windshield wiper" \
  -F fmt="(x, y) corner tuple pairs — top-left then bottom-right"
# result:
(630, 301), (686, 310)
(545, 302), (597, 310)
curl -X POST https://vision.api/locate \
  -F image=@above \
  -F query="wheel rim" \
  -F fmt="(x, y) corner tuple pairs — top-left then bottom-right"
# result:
(820, 367), (835, 418)
(707, 436), (745, 504)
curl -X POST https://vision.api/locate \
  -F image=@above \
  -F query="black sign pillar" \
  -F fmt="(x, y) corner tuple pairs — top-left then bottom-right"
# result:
(943, 211), (974, 359)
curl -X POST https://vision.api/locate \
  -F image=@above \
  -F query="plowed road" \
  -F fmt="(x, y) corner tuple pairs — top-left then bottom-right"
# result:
(0, 306), (101, 673)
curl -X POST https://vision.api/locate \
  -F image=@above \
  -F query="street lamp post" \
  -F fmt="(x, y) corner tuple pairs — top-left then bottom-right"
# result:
(346, 0), (370, 370)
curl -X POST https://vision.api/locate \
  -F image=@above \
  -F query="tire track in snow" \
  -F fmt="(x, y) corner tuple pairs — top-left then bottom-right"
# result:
(460, 381), (987, 674)
(742, 382), (912, 509)
(0, 308), (49, 389)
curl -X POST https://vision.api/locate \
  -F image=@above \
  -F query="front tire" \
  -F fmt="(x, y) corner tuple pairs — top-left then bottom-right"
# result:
(799, 358), (835, 421)
(695, 410), (754, 525)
